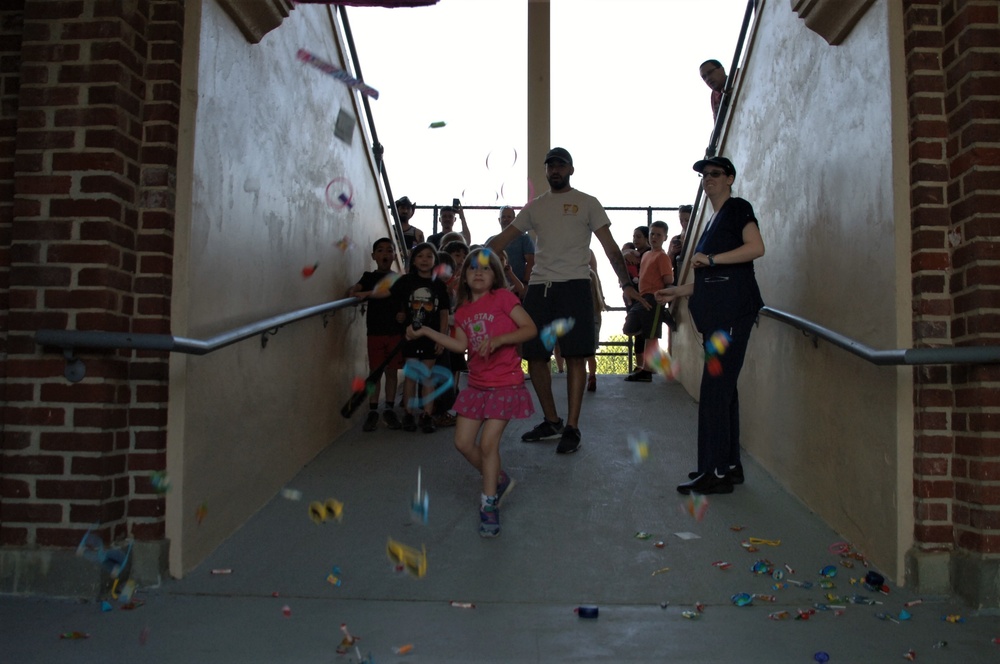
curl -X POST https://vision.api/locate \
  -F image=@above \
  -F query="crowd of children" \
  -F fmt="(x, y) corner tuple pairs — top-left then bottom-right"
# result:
(346, 198), (679, 537)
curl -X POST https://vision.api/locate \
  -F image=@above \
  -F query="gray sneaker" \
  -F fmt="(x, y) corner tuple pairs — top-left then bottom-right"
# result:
(556, 425), (581, 454)
(521, 418), (564, 442)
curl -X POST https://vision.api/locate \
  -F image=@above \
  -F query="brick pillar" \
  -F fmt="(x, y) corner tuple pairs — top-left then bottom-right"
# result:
(941, 0), (1000, 605)
(904, 0), (1000, 606)
(1, 0), (183, 594)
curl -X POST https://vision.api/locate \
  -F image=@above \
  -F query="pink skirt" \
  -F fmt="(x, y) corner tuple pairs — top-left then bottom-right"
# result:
(454, 384), (535, 421)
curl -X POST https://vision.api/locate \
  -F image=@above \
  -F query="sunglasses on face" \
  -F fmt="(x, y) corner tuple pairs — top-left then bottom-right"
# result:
(700, 170), (729, 179)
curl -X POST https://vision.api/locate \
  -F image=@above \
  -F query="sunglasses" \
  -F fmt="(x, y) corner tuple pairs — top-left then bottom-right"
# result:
(700, 170), (729, 179)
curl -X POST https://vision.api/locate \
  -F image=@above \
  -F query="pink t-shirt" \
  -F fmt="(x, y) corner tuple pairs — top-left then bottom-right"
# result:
(455, 289), (525, 389)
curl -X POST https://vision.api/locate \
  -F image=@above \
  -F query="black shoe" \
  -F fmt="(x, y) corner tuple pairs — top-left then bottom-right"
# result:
(521, 418), (564, 442)
(624, 370), (653, 383)
(402, 413), (417, 432)
(362, 410), (380, 432)
(556, 426), (581, 454)
(383, 410), (402, 430)
(688, 466), (744, 484)
(677, 473), (734, 495)
(420, 413), (436, 434)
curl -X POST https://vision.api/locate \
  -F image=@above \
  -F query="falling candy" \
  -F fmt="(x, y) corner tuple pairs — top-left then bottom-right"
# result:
(703, 329), (731, 376)
(814, 652), (830, 664)
(410, 467), (429, 525)
(627, 433), (649, 463)
(281, 488), (303, 501)
(820, 565), (838, 578)
(195, 502), (208, 525)
(281, 604), (292, 617)
(335, 623), (359, 654)
(432, 263), (453, 281)
(309, 498), (344, 524)
(428, 121), (446, 129)
(540, 317), (575, 351)
(60, 631), (90, 640)
(731, 592), (753, 607)
(393, 644), (415, 654)
(643, 342), (679, 380)
(476, 248), (493, 267)
(335, 235), (353, 252)
(681, 494), (709, 521)
(326, 565), (343, 586)
(386, 538), (427, 579)
(372, 273), (399, 296)
(150, 470), (171, 494)
(302, 262), (319, 278)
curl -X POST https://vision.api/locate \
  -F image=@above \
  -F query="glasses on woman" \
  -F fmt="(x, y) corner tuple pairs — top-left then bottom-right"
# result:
(699, 170), (728, 179)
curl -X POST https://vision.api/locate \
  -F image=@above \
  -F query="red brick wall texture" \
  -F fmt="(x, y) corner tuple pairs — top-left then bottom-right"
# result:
(904, 0), (1000, 557)
(1, 0), (183, 551)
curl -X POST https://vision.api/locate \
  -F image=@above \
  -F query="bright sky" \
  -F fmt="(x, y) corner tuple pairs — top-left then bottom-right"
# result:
(346, 0), (749, 325)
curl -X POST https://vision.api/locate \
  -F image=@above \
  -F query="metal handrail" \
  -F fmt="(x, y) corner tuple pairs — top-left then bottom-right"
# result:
(760, 306), (1000, 366)
(35, 297), (362, 382)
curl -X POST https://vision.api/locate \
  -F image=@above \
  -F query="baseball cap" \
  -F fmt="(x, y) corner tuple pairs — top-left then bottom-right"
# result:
(692, 156), (735, 177)
(544, 147), (573, 165)
(395, 196), (414, 207)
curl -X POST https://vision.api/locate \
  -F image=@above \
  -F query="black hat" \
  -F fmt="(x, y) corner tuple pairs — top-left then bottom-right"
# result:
(544, 147), (573, 165)
(692, 156), (735, 177)
(395, 196), (414, 207)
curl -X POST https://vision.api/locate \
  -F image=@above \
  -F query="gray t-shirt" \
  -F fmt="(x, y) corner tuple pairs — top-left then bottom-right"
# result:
(513, 189), (610, 283)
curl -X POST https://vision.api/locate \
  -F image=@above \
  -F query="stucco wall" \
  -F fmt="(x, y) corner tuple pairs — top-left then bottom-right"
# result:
(167, 2), (392, 575)
(672, 1), (912, 580)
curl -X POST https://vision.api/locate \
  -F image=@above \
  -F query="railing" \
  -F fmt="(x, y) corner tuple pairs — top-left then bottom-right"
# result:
(35, 297), (361, 383)
(760, 306), (1000, 366)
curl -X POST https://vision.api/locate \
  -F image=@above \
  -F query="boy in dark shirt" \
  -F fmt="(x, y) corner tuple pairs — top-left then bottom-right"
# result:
(346, 238), (405, 431)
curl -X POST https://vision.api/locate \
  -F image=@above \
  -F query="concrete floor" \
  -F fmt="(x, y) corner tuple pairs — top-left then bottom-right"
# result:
(2, 374), (999, 663)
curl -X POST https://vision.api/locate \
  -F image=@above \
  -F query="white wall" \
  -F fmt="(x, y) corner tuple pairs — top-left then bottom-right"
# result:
(167, 2), (394, 575)
(671, 0), (913, 580)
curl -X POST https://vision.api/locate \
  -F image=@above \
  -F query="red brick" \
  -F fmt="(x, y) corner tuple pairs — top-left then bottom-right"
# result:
(0, 502), (63, 523)
(127, 498), (164, 518)
(35, 527), (91, 548)
(43, 288), (118, 310)
(70, 500), (125, 524)
(0, 430), (33, 451)
(132, 430), (166, 451)
(39, 381), (118, 404)
(914, 478), (954, 499)
(72, 407), (128, 429)
(915, 501), (949, 521)
(51, 150), (125, 173)
(0, 453), (65, 475)
(46, 242), (122, 265)
(9, 265), (72, 288)
(127, 453), (165, 474)
(955, 481), (1000, 505)
(16, 129), (77, 150)
(914, 456), (950, 476)
(49, 197), (123, 219)
(71, 453), (126, 476)
(40, 431), (115, 453)
(36, 478), (112, 501)
(0, 479), (31, 499)
(914, 523), (954, 544)
(956, 529), (1000, 554)
(130, 521), (164, 541)
(1, 406), (65, 427)
(0, 525), (29, 546)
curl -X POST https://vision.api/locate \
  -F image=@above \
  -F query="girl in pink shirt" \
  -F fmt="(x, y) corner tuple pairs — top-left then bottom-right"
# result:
(407, 248), (537, 537)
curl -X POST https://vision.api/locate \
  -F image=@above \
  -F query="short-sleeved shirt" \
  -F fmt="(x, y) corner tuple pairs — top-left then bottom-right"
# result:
(512, 190), (611, 283)
(455, 288), (525, 389)
(689, 196), (764, 332)
(638, 249), (673, 296)
(502, 232), (535, 283)
(389, 273), (450, 356)
(356, 270), (402, 336)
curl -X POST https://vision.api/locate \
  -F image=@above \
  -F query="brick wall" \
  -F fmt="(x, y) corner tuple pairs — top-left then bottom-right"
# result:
(905, 0), (1000, 578)
(1, 0), (183, 558)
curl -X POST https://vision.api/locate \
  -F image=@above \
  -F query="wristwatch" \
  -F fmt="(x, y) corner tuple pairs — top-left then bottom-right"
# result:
(708, 254), (715, 266)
